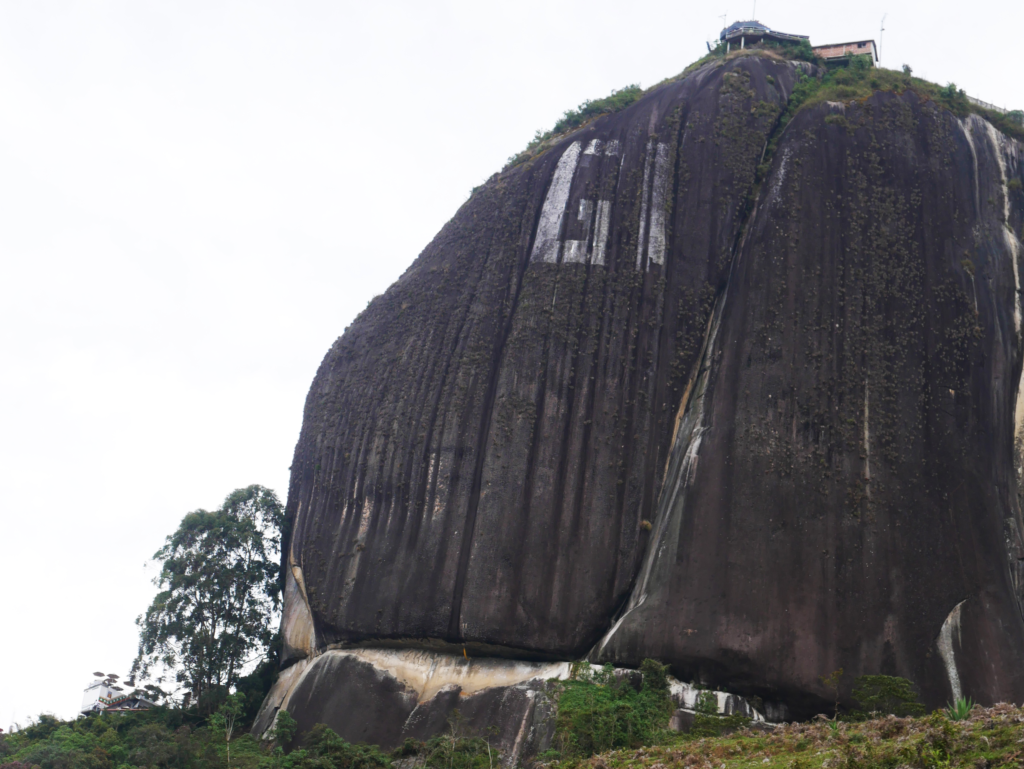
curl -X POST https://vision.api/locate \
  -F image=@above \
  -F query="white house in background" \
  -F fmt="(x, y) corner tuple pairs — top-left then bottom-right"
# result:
(80, 677), (156, 715)
(81, 678), (120, 714)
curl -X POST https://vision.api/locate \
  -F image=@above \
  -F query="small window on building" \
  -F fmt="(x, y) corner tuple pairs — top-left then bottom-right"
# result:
(858, 42), (865, 47)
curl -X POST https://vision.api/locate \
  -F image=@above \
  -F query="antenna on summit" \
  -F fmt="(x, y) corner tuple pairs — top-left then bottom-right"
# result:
(879, 13), (887, 63)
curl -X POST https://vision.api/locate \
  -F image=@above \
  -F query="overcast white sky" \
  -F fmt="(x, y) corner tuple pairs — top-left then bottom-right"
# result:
(0, 0), (1020, 728)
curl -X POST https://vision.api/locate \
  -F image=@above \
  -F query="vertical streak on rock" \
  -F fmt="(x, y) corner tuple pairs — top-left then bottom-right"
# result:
(594, 281), (729, 657)
(648, 143), (672, 266)
(981, 119), (1022, 336)
(530, 142), (582, 263)
(636, 140), (655, 270)
(863, 379), (871, 496)
(937, 600), (966, 701)
(959, 118), (981, 220)
(281, 560), (317, 662)
(509, 690), (537, 767)
(449, 141), (585, 639)
(978, 119), (1024, 622)
(592, 201), (612, 266)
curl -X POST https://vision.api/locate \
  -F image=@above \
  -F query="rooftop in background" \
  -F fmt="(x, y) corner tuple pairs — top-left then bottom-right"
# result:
(81, 678), (155, 715)
(812, 40), (879, 65)
(719, 20), (809, 46)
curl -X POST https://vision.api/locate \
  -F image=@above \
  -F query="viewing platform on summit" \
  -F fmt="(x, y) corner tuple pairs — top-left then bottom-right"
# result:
(717, 20), (878, 68)
(718, 20), (808, 51)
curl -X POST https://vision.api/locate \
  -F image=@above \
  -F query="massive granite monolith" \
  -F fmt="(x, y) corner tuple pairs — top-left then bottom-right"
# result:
(593, 96), (1024, 715)
(260, 50), (1024, 749)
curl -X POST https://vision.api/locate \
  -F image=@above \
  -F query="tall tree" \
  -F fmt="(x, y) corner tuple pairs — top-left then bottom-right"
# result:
(131, 485), (284, 708)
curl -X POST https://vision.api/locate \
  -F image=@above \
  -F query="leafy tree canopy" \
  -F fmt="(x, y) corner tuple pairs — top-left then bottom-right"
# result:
(851, 674), (926, 718)
(130, 485), (285, 710)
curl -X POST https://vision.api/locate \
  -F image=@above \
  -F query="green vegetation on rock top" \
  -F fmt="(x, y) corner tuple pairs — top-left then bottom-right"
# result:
(504, 46), (1022, 174)
(506, 85), (643, 168)
(780, 54), (1024, 141)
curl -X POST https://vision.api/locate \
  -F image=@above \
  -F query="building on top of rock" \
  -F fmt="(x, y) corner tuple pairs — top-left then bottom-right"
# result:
(812, 39), (878, 66)
(718, 20), (808, 52)
(717, 20), (878, 70)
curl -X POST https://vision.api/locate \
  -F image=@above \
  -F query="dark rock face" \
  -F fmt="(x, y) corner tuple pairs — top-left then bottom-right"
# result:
(256, 650), (567, 764)
(594, 96), (1024, 715)
(287, 54), (804, 657)
(252, 650), (758, 762)
(275, 50), (1024, 734)
(285, 654), (418, 748)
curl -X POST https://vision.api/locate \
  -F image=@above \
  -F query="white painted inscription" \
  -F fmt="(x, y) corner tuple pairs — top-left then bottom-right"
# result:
(636, 140), (655, 269)
(531, 141), (582, 263)
(592, 201), (612, 266)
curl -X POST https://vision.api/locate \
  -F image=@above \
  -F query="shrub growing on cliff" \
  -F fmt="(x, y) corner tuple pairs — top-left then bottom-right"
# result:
(550, 660), (674, 758)
(131, 485), (285, 710)
(506, 85), (643, 168)
(762, 38), (818, 63)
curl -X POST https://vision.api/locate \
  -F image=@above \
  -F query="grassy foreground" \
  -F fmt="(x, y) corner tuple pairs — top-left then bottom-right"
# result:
(543, 704), (1024, 769)
(6, 699), (1024, 768)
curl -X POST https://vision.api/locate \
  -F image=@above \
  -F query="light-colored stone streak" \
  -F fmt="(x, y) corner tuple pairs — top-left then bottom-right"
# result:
(636, 139), (655, 270)
(769, 147), (791, 205)
(937, 600), (966, 702)
(980, 118), (1023, 336)
(281, 562), (317, 659)
(340, 499), (374, 605)
(530, 142), (582, 263)
(595, 278), (730, 656)
(863, 379), (871, 495)
(592, 201), (612, 266)
(254, 658), (311, 738)
(335, 648), (571, 702)
(254, 647), (767, 740)
(959, 117), (982, 220)
(647, 143), (671, 266)
(668, 679), (765, 720)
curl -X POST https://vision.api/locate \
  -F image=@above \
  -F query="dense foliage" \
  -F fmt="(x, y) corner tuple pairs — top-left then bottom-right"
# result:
(850, 674), (926, 718)
(0, 670), (1005, 769)
(131, 485), (286, 710)
(0, 707), (498, 769)
(546, 660), (675, 759)
(759, 38), (818, 63)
